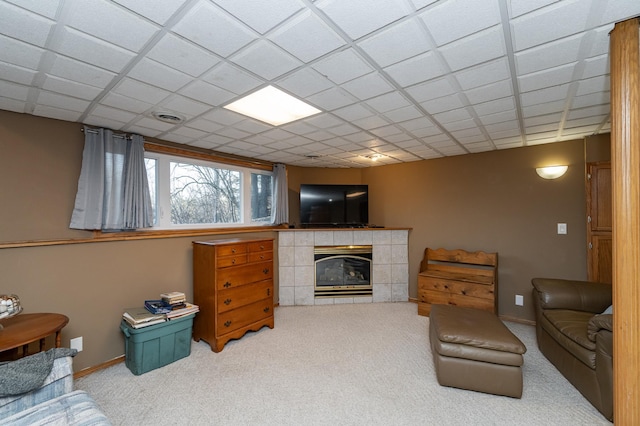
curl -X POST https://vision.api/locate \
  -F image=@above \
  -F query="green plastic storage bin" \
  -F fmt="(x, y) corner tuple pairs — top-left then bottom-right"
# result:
(120, 314), (195, 375)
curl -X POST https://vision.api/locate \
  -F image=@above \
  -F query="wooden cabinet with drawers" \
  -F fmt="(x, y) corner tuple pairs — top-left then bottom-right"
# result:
(193, 238), (274, 352)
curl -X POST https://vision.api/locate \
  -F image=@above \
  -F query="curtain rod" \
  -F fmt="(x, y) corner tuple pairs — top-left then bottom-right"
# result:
(81, 127), (131, 140)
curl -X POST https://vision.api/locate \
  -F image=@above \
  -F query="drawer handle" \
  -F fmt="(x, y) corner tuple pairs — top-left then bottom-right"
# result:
(231, 258), (236, 264)
(259, 255), (264, 259)
(224, 282), (232, 288)
(224, 320), (232, 327)
(263, 307), (270, 313)
(259, 245), (264, 250)
(224, 299), (232, 305)
(263, 268), (269, 274)
(231, 248), (236, 253)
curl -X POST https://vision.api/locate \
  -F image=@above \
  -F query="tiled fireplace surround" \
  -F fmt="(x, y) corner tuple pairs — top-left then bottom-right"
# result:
(277, 229), (409, 306)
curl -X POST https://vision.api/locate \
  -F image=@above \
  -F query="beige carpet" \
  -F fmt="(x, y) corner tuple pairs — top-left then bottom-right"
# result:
(75, 303), (610, 425)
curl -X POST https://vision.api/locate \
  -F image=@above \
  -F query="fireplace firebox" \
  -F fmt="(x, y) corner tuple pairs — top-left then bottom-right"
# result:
(314, 245), (372, 297)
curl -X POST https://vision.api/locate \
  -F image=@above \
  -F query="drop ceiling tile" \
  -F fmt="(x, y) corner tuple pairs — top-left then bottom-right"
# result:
(520, 83), (570, 107)
(312, 49), (374, 85)
(398, 117), (435, 132)
(472, 96), (515, 116)
(333, 104), (375, 121)
(213, 0), (304, 34)
(124, 124), (162, 138)
(132, 117), (176, 132)
(488, 128), (520, 140)
(185, 118), (224, 133)
(49, 55), (116, 89)
(420, 94), (464, 114)
(479, 109), (517, 125)
(522, 100), (566, 118)
(383, 105), (423, 122)
(568, 105), (610, 120)
(464, 79), (513, 104)
(90, 105), (137, 122)
(508, 0), (557, 18)
(111, 0), (187, 25)
(352, 114), (390, 130)
(67, 0), (160, 52)
(341, 73), (394, 101)
(281, 121), (317, 135)
(33, 105), (82, 121)
(439, 26), (505, 72)
(0, 62), (37, 85)
(0, 2), (54, 47)
(438, 145), (467, 155)
(524, 123), (559, 134)
(173, 2), (256, 57)
(405, 77), (456, 102)
(384, 51), (446, 87)
(147, 34), (221, 77)
(518, 62), (576, 92)
(465, 141), (493, 152)
(215, 127), (251, 139)
(326, 123), (360, 136)
(42, 75), (102, 100)
(515, 34), (582, 75)
(37, 91), (90, 112)
(599, 0), (640, 26)
(270, 10), (345, 63)
(394, 138), (422, 148)
(421, 134), (453, 146)
(231, 40), (301, 80)
(160, 95), (211, 118)
(441, 118), (476, 132)
(179, 81), (235, 106)
(572, 91), (609, 109)
(201, 133), (233, 145)
(100, 92), (153, 114)
(455, 57), (510, 90)
(0, 80), (29, 101)
(204, 64), (262, 96)
(317, 0), (411, 40)
(226, 140), (259, 151)
(307, 87), (357, 111)
(358, 18), (430, 68)
(277, 68), (333, 98)
(524, 112), (563, 127)
(433, 107), (472, 124)
(588, 25), (612, 57)
(370, 125), (403, 137)
(0, 35), (45, 69)
(451, 127), (483, 139)
(412, 126), (443, 138)
(510, 0), (591, 51)
(114, 78), (171, 104)
(84, 116), (127, 130)
(56, 27), (135, 73)
(128, 58), (192, 92)
(526, 131), (558, 141)
(162, 133), (196, 144)
(484, 120), (519, 133)
(304, 114), (344, 129)
(303, 130), (334, 142)
(344, 131), (376, 143)
(419, 0), (501, 46)
(365, 92), (411, 113)
(232, 119), (272, 134)
(582, 54), (609, 79)
(5, 0), (61, 19)
(248, 145), (277, 155)
(576, 75), (609, 96)
(494, 138), (523, 148)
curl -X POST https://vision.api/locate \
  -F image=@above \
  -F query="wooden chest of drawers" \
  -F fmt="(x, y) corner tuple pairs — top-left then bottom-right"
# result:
(417, 248), (498, 316)
(192, 238), (274, 352)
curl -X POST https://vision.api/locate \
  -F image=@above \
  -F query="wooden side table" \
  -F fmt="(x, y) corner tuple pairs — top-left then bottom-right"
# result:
(0, 313), (69, 360)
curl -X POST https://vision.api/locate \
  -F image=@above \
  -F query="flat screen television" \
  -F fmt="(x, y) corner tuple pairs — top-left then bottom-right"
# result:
(300, 184), (369, 228)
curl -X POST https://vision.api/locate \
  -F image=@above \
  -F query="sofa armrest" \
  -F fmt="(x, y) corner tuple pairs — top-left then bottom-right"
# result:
(588, 313), (613, 341)
(531, 278), (612, 313)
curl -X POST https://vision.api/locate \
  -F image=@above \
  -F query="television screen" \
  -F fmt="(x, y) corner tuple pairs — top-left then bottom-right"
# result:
(300, 184), (368, 227)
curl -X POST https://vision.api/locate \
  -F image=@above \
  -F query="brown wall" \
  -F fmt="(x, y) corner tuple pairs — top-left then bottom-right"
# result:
(0, 109), (606, 371)
(290, 139), (591, 321)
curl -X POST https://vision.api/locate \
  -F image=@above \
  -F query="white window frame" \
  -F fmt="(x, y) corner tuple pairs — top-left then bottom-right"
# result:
(145, 151), (273, 230)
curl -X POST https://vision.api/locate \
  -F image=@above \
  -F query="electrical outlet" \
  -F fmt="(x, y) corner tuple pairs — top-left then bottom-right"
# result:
(70, 336), (83, 352)
(515, 295), (524, 306)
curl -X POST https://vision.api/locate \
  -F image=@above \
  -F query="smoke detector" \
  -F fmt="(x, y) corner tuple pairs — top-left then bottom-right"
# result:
(152, 111), (185, 124)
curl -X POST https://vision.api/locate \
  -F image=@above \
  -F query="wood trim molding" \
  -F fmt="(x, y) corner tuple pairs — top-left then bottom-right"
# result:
(610, 17), (640, 424)
(74, 355), (124, 379)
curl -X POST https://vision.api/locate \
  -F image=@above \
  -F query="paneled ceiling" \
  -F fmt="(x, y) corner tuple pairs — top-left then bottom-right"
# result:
(1, 0), (638, 168)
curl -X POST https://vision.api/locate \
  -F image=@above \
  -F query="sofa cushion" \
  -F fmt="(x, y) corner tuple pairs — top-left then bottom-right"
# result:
(541, 309), (596, 368)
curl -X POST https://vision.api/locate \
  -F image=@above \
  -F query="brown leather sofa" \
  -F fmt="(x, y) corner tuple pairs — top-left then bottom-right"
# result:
(531, 278), (613, 421)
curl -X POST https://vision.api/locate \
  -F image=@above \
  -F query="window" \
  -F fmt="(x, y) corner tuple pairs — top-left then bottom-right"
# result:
(144, 152), (272, 229)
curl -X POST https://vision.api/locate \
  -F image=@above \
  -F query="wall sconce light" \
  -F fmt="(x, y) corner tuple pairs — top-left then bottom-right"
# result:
(536, 165), (568, 180)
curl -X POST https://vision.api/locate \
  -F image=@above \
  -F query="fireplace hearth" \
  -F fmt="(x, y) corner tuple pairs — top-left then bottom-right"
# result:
(314, 246), (372, 297)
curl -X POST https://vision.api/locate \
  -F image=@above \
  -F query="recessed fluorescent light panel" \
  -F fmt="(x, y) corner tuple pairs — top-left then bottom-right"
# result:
(223, 85), (321, 126)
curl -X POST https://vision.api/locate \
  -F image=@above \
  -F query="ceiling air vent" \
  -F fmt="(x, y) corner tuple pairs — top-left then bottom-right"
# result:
(152, 111), (185, 124)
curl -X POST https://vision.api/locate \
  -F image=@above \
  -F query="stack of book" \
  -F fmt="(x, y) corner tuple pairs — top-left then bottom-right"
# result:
(122, 307), (166, 329)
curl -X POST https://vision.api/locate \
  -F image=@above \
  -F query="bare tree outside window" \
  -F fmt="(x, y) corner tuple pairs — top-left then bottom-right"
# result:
(170, 162), (240, 224)
(251, 173), (272, 223)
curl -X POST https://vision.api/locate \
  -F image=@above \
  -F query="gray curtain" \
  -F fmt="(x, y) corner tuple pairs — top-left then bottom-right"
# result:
(70, 126), (153, 230)
(271, 163), (289, 225)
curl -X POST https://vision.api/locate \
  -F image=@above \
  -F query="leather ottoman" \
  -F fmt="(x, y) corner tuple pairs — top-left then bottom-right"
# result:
(429, 304), (527, 398)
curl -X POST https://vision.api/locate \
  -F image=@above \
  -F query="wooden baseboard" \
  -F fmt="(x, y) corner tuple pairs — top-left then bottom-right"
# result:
(74, 355), (124, 379)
